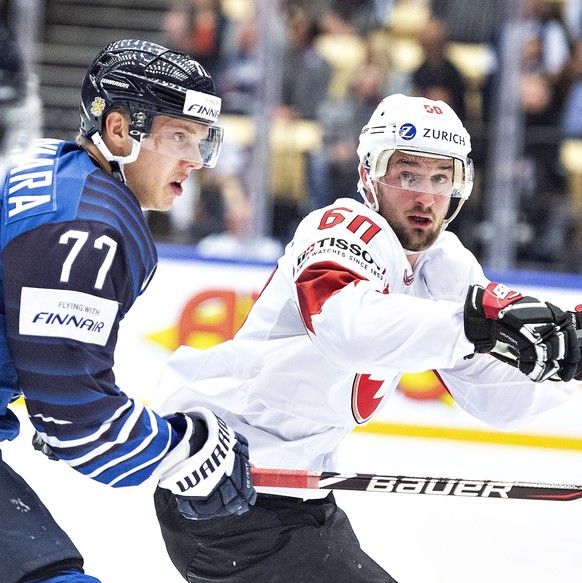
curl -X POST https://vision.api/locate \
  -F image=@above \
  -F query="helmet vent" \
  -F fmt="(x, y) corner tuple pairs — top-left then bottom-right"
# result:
(146, 61), (189, 83)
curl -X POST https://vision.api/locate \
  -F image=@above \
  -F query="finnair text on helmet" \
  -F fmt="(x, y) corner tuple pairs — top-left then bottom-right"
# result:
(423, 128), (466, 146)
(183, 89), (221, 123)
(186, 103), (220, 119)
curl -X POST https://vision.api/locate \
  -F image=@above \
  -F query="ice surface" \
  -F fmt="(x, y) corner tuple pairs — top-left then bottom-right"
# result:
(3, 407), (582, 583)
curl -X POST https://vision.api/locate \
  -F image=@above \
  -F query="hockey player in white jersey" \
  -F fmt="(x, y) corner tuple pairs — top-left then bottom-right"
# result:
(152, 94), (582, 583)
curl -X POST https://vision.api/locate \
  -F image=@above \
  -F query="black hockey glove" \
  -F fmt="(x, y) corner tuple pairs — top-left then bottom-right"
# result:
(569, 307), (582, 381)
(155, 407), (256, 521)
(464, 282), (581, 382)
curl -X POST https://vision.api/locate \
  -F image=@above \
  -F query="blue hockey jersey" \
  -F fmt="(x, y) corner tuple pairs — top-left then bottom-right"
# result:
(0, 138), (176, 487)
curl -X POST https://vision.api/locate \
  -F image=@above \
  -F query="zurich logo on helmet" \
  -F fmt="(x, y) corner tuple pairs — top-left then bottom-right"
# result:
(399, 123), (416, 140)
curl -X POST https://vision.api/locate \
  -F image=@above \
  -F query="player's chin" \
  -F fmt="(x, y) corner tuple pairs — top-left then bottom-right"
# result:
(161, 199), (177, 212)
(158, 189), (181, 211)
(406, 230), (439, 252)
(146, 198), (175, 213)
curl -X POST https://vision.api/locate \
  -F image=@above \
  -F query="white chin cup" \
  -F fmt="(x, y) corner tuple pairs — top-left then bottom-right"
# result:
(91, 133), (141, 181)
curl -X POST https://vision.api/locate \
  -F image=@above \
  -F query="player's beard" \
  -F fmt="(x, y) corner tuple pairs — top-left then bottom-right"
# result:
(382, 204), (444, 252)
(390, 220), (442, 251)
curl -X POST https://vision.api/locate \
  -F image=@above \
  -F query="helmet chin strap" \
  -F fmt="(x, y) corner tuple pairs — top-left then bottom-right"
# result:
(91, 133), (141, 183)
(357, 173), (380, 212)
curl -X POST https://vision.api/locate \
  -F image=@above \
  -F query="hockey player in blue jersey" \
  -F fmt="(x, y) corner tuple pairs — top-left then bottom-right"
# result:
(0, 39), (255, 583)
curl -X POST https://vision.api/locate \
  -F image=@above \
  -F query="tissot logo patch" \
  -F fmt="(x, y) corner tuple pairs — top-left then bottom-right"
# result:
(19, 288), (118, 346)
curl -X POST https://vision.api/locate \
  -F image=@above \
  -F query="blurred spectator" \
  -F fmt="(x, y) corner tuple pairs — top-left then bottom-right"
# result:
(412, 18), (466, 121)
(476, 0), (571, 266)
(270, 5), (332, 240)
(0, 23), (25, 150)
(275, 5), (332, 121)
(561, 40), (582, 137)
(430, 0), (508, 44)
(517, 0), (569, 182)
(317, 61), (388, 204)
(155, 0), (234, 241)
(564, 0), (582, 42)
(162, 0), (231, 78)
(215, 18), (260, 115)
(317, 0), (382, 36)
(517, 0), (570, 265)
(282, 0), (385, 35)
(197, 173), (284, 262)
(192, 133), (283, 261)
(521, 0), (570, 83)
(0, 22), (40, 161)
(168, 134), (247, 244)
(481, 0), (570, 140)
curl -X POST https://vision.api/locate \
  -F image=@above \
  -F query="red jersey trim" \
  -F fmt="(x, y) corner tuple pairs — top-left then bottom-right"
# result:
(295, 261), (367, 333)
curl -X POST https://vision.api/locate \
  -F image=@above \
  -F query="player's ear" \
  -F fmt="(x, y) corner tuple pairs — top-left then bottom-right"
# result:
(358, 162), (368, 186)
(358, 162), (373, 197)
(103, 110), (131, 154)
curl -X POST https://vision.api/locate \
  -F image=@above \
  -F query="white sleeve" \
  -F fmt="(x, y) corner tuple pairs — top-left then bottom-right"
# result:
(437, 354), (574, 430)
(310, 281), (474, 374)
(290, 201), (474, 374)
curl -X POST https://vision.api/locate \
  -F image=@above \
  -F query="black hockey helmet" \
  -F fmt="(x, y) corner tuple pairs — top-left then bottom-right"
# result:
(79, 39), (223, 167)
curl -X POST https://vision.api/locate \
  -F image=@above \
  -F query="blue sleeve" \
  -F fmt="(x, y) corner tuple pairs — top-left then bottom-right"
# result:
(2, 218), (175, 486)
(0, 142), (178, 486)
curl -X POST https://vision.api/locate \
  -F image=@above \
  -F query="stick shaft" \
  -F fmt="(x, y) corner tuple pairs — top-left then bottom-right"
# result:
(250, 468), (582, 501)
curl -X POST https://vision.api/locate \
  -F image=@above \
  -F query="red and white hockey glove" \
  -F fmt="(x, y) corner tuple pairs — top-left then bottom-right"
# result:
(464, 282), (581, 382)
(155, 407), (256, 520)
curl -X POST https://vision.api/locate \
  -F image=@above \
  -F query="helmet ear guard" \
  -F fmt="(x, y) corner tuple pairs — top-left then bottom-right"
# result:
(357, 160), (380, 212)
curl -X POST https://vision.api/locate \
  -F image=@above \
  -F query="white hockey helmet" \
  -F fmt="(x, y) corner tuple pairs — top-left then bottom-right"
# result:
(357, 94), (473, 227)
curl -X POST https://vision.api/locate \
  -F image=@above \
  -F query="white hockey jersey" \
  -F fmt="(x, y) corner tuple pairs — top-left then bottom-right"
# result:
(152, 198), (573, 497)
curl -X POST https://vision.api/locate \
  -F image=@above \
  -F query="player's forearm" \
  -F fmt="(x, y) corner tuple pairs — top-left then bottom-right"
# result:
(30, 392), (176, 487)
(310, 283), (472, 373)
(438, 353), (574, 429)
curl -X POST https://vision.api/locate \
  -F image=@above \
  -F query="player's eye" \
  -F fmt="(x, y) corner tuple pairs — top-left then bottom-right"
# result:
(171, 132), (188, 145)
(399, 171), (416, 186)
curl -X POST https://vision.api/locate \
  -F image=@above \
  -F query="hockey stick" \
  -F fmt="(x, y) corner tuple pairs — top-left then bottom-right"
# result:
(250, 468), (582, 501)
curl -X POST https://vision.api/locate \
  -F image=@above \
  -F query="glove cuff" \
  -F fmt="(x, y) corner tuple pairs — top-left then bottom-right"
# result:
(153, 413), (196, 480)
(155, 407), (237, 497)
(464, 285), (495, 353)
